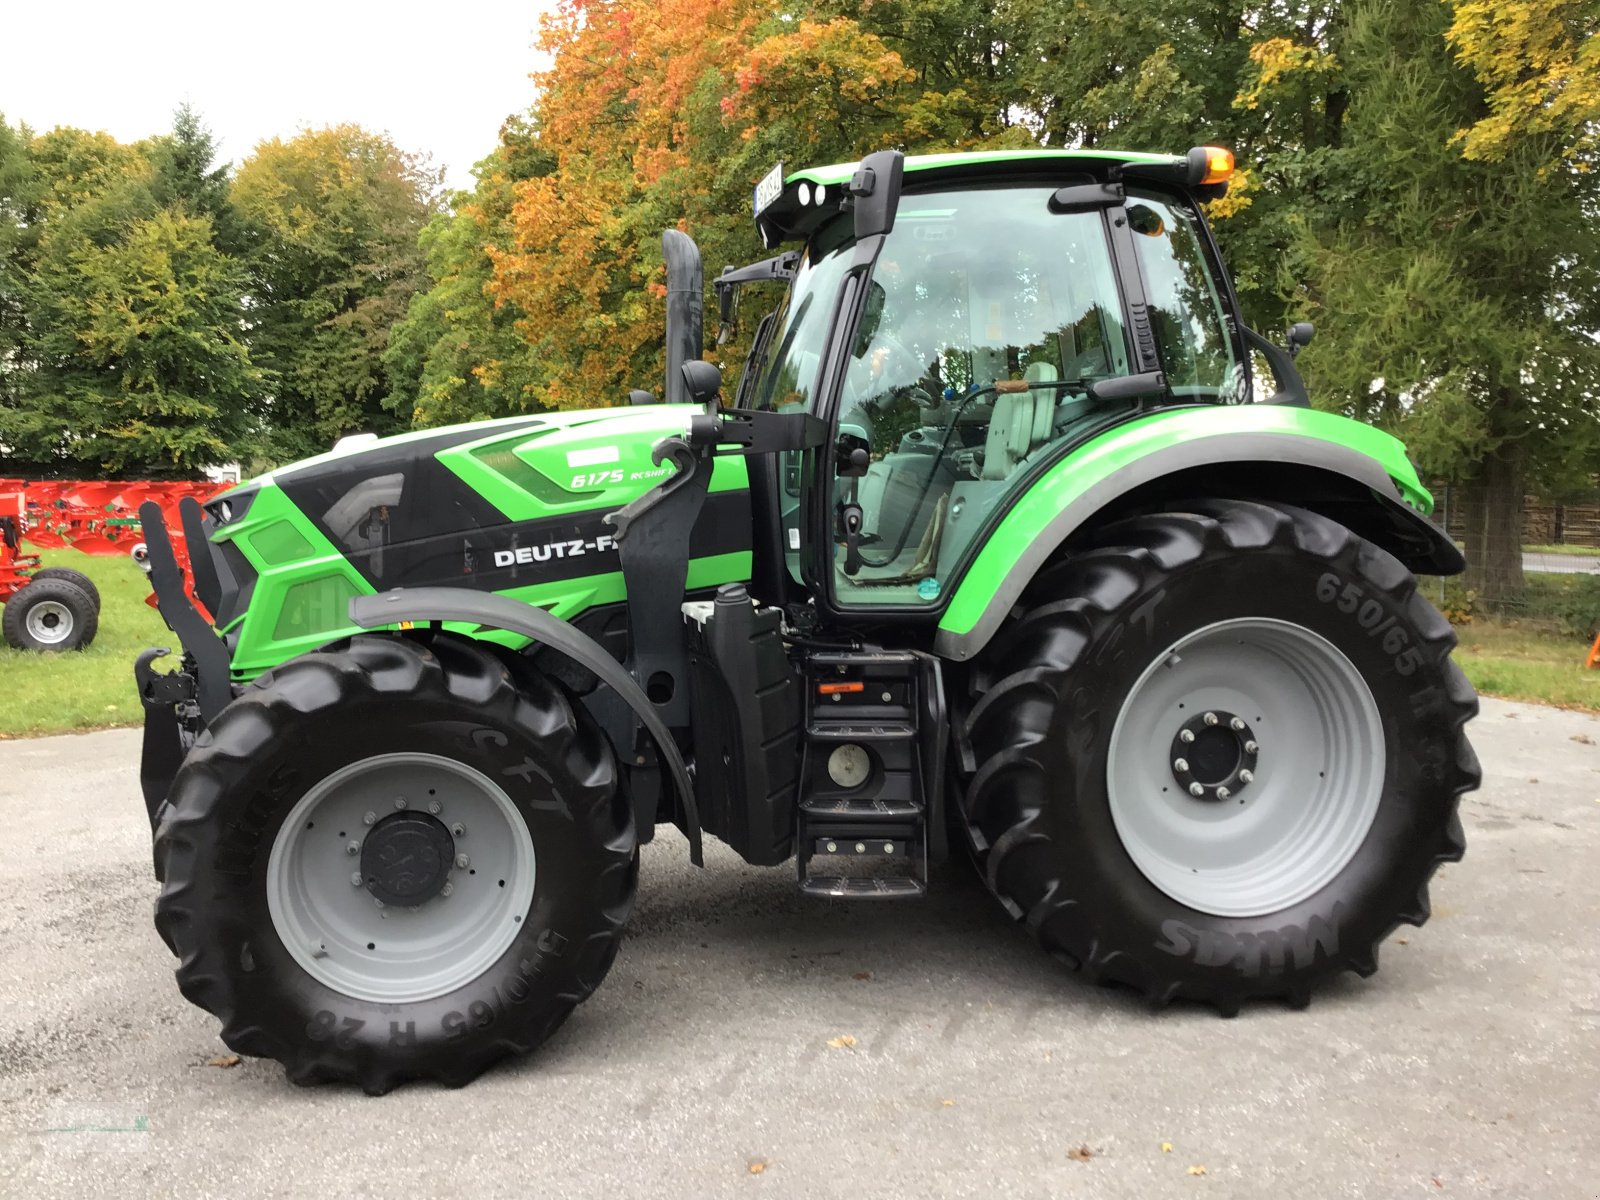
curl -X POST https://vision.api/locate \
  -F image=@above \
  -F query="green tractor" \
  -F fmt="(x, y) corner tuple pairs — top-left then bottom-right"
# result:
(137, 146), (1478, 1093)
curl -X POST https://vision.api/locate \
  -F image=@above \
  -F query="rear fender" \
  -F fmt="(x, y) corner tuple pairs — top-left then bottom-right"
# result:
(934, 406), (1457, 662)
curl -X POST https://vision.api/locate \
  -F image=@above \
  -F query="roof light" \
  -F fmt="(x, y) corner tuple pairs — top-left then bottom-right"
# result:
(1199, 146), (1234, 185)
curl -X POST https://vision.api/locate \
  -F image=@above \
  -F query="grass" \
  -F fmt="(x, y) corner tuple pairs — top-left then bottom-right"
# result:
(1523, 543), (1600, 558)
(0, 548), (170, 738)
(1451, 619), (1600, 713)
(1, 548), (1596, 738)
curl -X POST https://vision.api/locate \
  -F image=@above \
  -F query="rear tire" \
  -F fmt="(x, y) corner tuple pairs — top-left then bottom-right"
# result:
(2, 577), (98, 651)
(958, 499), (1478, 1012)
(154, 634), (636, 1092)
(28, 566), (101, 608)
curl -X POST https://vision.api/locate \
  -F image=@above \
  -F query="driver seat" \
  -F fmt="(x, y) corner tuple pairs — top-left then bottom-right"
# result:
(981, 361), (1058, 480)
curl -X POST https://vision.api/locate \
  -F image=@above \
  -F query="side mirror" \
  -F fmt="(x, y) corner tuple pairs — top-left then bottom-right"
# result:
(1287, 322), (1315, 359)
(682, 359), (722, 407)
(835, 430), (871, 478)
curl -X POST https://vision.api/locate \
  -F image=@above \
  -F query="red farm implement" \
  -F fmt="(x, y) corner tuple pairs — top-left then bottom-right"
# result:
(0, 478), (222, 651)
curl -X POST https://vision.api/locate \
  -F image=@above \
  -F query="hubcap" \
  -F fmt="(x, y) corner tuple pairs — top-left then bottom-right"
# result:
(25, 600), (73, 645)
(1106, 618), (1384, 918)
(360, 811), (456, 906)
(267, 752), (536, 1003)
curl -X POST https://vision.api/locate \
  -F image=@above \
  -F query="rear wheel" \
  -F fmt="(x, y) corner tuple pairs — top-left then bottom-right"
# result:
(2, 577), (98, 651)
(154, 634), (636, 1092)
(959, 499), (1478, 1012)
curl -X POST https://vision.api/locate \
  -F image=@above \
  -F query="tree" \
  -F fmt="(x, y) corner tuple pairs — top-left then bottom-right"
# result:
(481, 0), (994, 410)
(1288, 0), (1600, 604)
(385, 117), (556, 427)
(0, 115), (42, 424)
(148, 103), (243, 253)
(13, 194), (264, 471)
(232, 126), (441, 460)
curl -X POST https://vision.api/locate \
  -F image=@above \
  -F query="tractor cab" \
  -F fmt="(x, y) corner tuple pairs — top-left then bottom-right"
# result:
(716, 148), (1265, 620)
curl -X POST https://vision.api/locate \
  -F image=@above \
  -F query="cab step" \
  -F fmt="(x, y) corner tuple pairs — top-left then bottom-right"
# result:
(796, 649), (939, 899)
(799, 877), (927, 899)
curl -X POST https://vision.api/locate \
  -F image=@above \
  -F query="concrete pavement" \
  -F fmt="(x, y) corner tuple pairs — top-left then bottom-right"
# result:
(0, 698), (1597, 1198)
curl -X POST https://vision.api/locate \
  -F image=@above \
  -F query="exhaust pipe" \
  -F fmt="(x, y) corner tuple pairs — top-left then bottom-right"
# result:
(662, 229), (704, 406)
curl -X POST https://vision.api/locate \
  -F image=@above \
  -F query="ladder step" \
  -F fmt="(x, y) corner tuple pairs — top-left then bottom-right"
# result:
(805, 723), (917, 741)
(799, 877), (926, 900)
(800, 797), (922, 819)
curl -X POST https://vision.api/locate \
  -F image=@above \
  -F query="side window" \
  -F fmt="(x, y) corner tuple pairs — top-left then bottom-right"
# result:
(1125, 193), (1243, 402)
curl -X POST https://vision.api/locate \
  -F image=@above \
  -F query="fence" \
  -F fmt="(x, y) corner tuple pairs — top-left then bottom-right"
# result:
(1428, 483), (1600, 637)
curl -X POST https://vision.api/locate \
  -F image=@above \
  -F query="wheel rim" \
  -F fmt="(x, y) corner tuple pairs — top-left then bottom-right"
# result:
(25, 599), (74, 645)
(267, 752), (537, 1003)
(1106, 617), (1384, 918)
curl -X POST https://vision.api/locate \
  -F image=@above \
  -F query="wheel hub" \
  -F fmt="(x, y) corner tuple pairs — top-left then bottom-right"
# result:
(26, 600), (73, 644)
(360, 811), (456, 906)
(1169, 710), (1258, 801)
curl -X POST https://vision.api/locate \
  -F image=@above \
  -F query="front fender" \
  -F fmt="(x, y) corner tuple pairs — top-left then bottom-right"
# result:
(934, 406), (1454, 661)
(349, 588), (702, 865)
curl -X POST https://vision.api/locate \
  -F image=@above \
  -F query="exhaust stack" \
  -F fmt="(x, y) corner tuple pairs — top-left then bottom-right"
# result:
(662, 229), (704, 406)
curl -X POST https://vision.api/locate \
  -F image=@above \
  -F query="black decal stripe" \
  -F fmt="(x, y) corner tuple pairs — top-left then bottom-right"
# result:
(334, 491), (751, 593)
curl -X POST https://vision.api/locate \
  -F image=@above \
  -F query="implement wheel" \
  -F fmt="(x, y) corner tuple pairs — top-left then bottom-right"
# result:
(2, 577), (98, 651)
(959, 499), (1479, 1013)
(154, 634), (635, 1092)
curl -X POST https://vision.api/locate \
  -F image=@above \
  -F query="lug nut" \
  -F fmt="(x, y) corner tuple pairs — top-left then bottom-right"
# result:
(1231, 717), (1246, 732)
(1180, 729), (1195, 744)
(363, 811), (377, 826)
(441, 882), (453, 897)
(394, 797), (408, 809)
(1245, 740), (1259, 755)
(1174, 757), (1190, 773)
(1240, 769), (1254, 784)
(455, 853), (470, 869)
(1189, 783), (1205, 797)
(428, 800), (441, 814)
(351, 871), (363, 887)
(1203, 712), (1218, 726)
(1217, 786), (1232, 800)
(452, 823), (465, 837)
(346, 840), (360, 856)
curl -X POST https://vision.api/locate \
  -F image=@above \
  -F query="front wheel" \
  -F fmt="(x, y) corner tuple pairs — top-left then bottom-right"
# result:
(154, 634), (636, 1092)
(959, 499), (1479, 1012)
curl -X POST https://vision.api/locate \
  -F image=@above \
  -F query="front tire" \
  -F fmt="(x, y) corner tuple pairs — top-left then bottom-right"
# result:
(154, 634), (636, 1092)
(959, 499), (1478, 1012)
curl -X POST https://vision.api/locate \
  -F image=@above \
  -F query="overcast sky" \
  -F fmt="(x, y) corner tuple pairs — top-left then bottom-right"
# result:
(0, 0), (558, 192)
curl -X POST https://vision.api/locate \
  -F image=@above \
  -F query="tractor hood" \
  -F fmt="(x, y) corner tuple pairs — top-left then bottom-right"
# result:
(199, 405), (754, 679)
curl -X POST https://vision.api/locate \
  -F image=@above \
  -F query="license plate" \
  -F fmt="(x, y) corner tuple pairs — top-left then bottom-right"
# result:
(753, 161), (785, 216)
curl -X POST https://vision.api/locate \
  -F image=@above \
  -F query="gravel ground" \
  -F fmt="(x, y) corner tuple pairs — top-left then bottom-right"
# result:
(0, 696), (1597, 1199)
